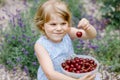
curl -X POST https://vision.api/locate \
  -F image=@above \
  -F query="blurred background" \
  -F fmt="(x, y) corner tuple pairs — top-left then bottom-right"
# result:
(0, 0), (120, 80)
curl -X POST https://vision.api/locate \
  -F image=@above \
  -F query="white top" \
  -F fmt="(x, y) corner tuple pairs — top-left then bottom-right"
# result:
(35, 34), (101, 80)
(36, 34), (74, 80)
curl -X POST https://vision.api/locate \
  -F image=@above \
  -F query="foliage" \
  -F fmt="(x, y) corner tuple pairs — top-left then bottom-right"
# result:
(100, 0), (120, 29)
(63, 0), (84, 26)
(0, 1), (40, 78)
(95, 28), (120, 72)
(0, 0), (6, 7)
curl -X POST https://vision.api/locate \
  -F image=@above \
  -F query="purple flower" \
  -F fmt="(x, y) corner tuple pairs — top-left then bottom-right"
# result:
(11, 36), (16, 40)
(32, 30), (35, 33)
(23, 0), (28, 7)
(76, 45), (81, 48)
(18, 39), (22, 43)
(23, 66), (29, 75)
(15, 14), (25, 28)
(34, 53), (36, 56)
(26, 37), (31, 43)
(17, 20), (25, 28)
(16, 9), (21, 13)
(4, 34), (9, 38)
(21, 48), (25, 52)
(10, 16), (16, 27)
(0, 16), (5, 20)
(22, 34), (27, 38)
(32, 62), (37, 66)
(13, 68), (16, 71)
(79, 40), (84, 45)
(23, 50), (29, 55)
(0, 64), (4, 69)
(91, 0), (96, 4)
(16, 57), (21, 62)
(88, 44), (98, 50)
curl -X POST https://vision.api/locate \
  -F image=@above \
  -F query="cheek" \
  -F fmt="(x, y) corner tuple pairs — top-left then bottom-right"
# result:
(44, 27), (54, 35)
(44, 25), (51, 32)
(65, 27), (70, 32)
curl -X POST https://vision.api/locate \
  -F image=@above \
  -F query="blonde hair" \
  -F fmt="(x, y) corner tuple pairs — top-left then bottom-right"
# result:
(34, 0), (71, 34)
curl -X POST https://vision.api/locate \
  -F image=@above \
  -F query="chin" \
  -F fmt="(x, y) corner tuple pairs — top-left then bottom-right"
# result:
(53, 38), (63, 43)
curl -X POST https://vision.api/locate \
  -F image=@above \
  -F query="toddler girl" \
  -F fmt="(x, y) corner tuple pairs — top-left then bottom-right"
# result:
(34, 0), (100, 80)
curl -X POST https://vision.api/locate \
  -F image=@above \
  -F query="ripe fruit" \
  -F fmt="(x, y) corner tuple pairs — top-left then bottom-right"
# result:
(76, 31), (82, 38)
(61, 57), (97, 73)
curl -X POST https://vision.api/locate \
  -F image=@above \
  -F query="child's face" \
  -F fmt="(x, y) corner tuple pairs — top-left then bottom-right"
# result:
(44, 14), (70, 43)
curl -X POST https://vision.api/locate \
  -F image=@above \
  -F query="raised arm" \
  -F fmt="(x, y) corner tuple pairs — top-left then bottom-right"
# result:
(68, 18), (97, 40)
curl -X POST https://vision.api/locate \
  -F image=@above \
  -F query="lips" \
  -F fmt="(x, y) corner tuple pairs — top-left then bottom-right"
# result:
(56, 33), (63, 34)
(54, 32), (63, 35)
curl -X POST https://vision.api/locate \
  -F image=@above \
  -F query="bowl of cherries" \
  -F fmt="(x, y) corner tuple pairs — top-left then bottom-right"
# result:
(60, 55), (99, 78)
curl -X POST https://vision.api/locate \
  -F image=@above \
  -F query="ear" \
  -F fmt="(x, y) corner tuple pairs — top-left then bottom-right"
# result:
(41, 26), (45, 30)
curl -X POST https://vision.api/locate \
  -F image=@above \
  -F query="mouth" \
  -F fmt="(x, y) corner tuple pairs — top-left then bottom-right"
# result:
(54, 33), (63, 34)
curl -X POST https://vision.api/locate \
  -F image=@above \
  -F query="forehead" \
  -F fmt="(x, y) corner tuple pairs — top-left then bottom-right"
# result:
(43, 1), (69, 22)
(48, 14), (66, 22)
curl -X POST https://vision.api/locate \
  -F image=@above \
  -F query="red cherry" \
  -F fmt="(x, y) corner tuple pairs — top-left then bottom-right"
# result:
(84, 63), (90, 68)
(89, 59), (95, 64)
(65, 60), (71, 65)
(61, 63), (66, 68)
(71, 59), (76, 64)
(75, 63), (79, 66)
(65, 65), (69, 69)
(76, 31), (82, 38)
(70, 64), (74, 68)
(73, 68), (77, 71)
(76, 70), (80, 73)
(77, 65), (81, 70)
(69, 68), (73, 72)
(93, 63), (97, 68)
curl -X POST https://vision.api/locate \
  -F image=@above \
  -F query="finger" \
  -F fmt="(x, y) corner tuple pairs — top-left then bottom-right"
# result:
(80, 73), (92, 79)
(77, 20), (83, 28)
(78, 21), (87, 29)
(78, 19), (89, 28)
(84, 24), (90, 30)
(88, 74), (96, 80)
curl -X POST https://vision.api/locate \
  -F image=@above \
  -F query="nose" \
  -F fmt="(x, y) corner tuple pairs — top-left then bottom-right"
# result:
(56, 25), (62, 30)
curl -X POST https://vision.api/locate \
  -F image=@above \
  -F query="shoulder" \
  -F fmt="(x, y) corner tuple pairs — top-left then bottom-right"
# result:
(34, 35), (51, 54)
(34, 35), (46, 52)
(34, 41), (43, 53)
(35, 35), (49, 47)
(35, 35), (45, 44)
(34, 40), (49, 58)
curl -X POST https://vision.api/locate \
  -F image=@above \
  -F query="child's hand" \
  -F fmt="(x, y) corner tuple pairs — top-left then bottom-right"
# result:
(77, 18), (91, 31)
(77, 73), (96, 80)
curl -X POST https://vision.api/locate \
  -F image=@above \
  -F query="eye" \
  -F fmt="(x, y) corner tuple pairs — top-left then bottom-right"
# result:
(61, 22), (66, 25)
(50, 23), (56, 26)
